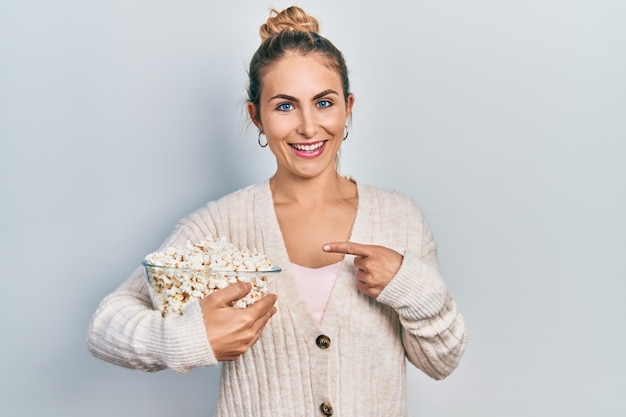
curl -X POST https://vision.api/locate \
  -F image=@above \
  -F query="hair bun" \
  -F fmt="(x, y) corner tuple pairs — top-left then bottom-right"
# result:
(259, 6), (320, 41)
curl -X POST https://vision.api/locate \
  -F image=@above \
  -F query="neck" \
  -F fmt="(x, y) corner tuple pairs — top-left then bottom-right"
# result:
(270, 170), (352, 206)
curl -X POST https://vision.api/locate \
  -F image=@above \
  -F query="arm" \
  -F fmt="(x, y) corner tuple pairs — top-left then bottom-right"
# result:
(87, 220), (277, 372)
(377, 211), (467, 380)
(376, 238), (467, 380)
(87, 266), (216, 373)
(323, 210), (467, 380)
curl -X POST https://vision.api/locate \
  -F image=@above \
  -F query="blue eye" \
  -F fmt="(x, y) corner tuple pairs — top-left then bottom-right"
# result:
(317, 100), (332, 108)
(277, 103), (293, 111)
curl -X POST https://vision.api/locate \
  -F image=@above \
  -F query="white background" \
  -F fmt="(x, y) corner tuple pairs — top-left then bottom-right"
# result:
(1, 1), (625, 416)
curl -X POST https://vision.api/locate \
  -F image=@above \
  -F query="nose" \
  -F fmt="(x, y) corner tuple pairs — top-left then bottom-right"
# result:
(296, 106), (318, 138)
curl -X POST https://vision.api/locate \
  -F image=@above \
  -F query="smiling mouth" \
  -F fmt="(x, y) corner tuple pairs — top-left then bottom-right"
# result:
(289, 141), (326, 152)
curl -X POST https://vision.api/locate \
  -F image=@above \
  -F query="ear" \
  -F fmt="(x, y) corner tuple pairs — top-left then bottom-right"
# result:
(247, 102), (261, 128)
(345, 93), (355, 120)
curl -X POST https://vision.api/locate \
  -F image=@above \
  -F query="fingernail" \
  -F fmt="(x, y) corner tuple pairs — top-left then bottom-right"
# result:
(322, 244), (331, 252)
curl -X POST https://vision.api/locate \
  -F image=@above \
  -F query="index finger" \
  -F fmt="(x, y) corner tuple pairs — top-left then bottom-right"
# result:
(322, 241), (371, 257)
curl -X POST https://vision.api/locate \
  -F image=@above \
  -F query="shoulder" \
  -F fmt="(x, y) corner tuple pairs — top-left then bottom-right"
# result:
(191, 181), (270, 212)
(177, 181), (270, 231)
(207, 181), (269, 207)
(357, 181), (422, 213)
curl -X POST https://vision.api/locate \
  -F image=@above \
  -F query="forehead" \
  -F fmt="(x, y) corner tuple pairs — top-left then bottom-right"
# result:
(260, 53), (343, 97)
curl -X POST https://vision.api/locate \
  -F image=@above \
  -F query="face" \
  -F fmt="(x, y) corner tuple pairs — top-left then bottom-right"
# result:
(248, 52), (354, 181)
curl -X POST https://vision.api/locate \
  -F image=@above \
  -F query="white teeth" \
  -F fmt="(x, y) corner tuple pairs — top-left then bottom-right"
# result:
(291, 141), (324, 152)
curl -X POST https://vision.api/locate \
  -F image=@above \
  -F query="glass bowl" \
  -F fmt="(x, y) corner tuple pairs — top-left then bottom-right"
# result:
(142, 261), (281, 316)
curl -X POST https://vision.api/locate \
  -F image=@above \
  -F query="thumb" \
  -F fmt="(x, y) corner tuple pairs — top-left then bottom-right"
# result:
(209, 282), (252, 306)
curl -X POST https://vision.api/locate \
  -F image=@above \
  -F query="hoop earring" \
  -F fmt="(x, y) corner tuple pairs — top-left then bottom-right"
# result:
(343, 125), (349, 141)
(257, 128), (268, 148)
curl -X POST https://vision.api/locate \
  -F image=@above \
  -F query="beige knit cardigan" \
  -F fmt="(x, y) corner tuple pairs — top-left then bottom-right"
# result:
(87, 180), (467, 417)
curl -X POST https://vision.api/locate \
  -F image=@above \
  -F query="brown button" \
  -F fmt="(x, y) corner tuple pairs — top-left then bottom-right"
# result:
(320, 402), (333, 416)
(316, 335), (331, 349)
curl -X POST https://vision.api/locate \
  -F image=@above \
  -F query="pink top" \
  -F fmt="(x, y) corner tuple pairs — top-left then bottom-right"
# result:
(290, 261), (343, 325)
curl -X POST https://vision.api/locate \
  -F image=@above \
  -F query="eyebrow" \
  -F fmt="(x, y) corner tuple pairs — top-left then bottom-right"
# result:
(268, 89), (339, 103)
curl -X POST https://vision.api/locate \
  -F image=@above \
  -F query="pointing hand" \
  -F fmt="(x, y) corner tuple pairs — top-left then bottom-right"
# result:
(323, 241), (403, 298)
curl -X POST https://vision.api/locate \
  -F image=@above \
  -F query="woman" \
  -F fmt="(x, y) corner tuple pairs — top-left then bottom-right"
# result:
(88, 6), (467, 416)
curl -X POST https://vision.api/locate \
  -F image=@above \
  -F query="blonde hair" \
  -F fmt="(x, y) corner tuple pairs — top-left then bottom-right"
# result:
(259, 6), (320, 41)
(247, 6), (350, 122)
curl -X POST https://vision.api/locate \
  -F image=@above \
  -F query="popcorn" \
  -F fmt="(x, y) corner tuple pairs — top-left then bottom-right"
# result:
(143, 236), (279, 316)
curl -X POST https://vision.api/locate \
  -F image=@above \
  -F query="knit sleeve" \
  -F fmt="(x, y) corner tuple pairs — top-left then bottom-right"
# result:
(376, 208), (467, 380)
(86, 221), (218, 373)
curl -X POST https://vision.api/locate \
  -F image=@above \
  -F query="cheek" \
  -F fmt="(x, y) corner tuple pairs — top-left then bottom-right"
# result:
(263, 116), (290, 135)
(327, 113), (348, 132)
